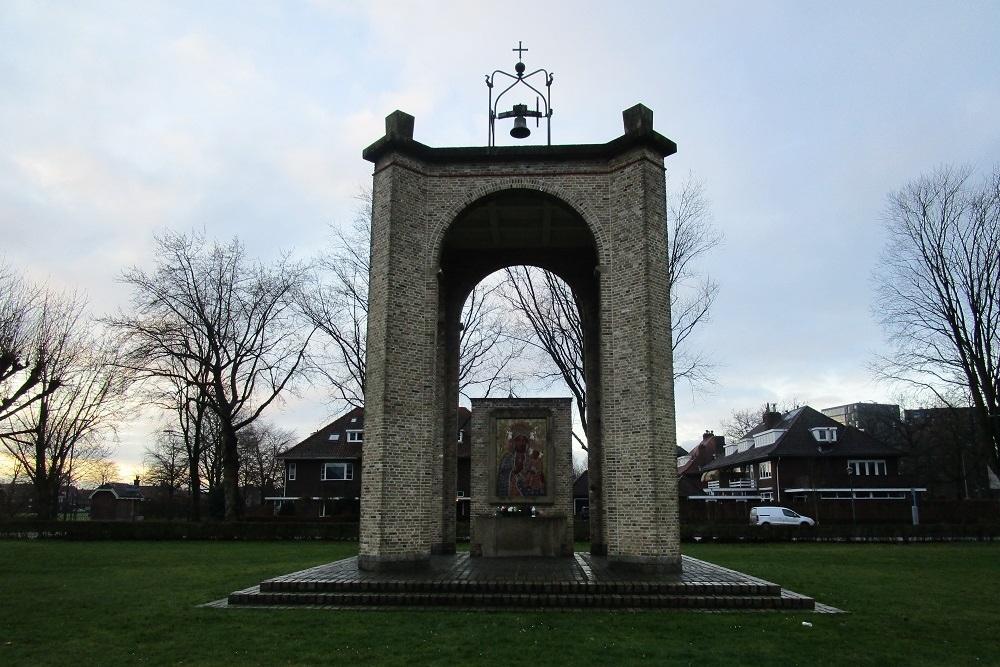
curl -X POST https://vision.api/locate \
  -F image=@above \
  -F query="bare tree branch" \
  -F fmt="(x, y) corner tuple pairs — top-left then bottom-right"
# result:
(1, 286), (132, 520)
(871, 163), (1000, 477)
(501, 174), (723, 450)
(107, 228), (314, 520)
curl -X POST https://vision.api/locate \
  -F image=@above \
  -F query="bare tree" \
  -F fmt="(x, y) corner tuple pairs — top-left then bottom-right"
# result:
(143, 427), (189, 515)
(108, 229), (314, 521)
(719, 407), (766, 442)
(0, 264), (60, 427)
(1, 290), (131, 520)
(719, 400), (805, 441)
(871, 164), (1000, 478)
(0, 456), (30, 518)
(199, 412), (225, 501)
(146, 375), (211, 521)
(457, 275), (530, 400)
(237, 419), (294, 512)
(300, 192), (371, 407)
(501, 174), (723, 449)
(501, 266), (587, 445)
(667, 175), (723, 388)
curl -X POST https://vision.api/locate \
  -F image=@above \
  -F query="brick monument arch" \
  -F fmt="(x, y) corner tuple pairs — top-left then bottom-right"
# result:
(359, 104), (681, 572)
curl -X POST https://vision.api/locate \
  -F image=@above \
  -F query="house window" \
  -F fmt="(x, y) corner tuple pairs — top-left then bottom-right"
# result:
(458, 430), (464, 443)
(287, 463), (297, 481)
(346, 430), (363, 443)
(759, 461), (772, 479)
(322, 462), (354, 481)
(328, 433), (340, 441)
(760, 491), (774, 501)
(810, 427), (838, 442)
(848, 459), (887, 476)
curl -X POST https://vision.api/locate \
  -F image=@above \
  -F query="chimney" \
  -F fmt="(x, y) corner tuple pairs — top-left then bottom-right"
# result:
(762, 404), (782, 430)
(702, 430), (714, 441)
(134, 475), (140, 487)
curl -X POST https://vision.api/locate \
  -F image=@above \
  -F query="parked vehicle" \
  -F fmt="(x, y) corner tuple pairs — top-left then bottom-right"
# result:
(749, 506), (815, 526)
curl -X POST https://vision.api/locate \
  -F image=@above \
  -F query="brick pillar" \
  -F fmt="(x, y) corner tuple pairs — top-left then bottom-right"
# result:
(358, 113), (440, 570)
(600, 126), (680, 571)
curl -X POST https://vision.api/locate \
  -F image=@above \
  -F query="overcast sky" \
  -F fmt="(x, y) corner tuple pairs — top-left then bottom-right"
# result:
(3, 1), (999, 472)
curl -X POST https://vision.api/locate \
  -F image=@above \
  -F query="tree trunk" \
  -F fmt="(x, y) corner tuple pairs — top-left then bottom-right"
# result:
(221, 421), (241, 521)
(34, 479), (58, 521)
(188, 461), (201, 522)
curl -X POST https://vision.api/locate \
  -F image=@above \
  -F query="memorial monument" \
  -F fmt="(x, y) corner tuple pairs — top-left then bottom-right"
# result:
(223, 45), (824, 613)
(359, 43), (681, 572)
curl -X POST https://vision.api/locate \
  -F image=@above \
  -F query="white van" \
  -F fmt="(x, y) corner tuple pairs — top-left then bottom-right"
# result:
(749, 506), (815, 526)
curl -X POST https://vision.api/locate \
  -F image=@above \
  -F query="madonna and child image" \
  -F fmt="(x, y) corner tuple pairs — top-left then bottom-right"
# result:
(495, 418), (547, 498)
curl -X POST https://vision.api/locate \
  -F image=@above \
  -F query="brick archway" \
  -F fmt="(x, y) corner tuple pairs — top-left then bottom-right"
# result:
(359, 105), (682, 572)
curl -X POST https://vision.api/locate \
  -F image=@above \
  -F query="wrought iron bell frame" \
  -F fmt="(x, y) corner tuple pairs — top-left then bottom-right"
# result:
(486, 42), (553, 146)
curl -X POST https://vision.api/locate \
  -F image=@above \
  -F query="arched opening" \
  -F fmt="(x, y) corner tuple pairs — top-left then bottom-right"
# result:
(434, 189), (605, 553)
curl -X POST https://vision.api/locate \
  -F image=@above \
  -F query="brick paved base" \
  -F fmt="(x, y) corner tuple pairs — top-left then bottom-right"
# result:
(218, 553), (839, 612)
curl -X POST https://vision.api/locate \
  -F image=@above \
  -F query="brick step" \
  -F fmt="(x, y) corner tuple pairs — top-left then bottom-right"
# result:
(229, 588), (814, 611)
(259, 578), (781, 597)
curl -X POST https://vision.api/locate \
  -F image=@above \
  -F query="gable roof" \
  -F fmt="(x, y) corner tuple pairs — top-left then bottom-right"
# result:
(278, 406), (365, 460)
(701, 405), (903, 472)
(678, 432), (724, 476)
(278, 405), (474, 460)
(89, 482), (144, 500)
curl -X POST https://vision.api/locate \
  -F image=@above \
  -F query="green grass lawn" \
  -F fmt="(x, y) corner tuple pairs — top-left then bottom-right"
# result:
(1, 540), (997, 666)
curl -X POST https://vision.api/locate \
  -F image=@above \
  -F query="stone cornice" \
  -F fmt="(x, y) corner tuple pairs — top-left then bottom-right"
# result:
(362, 105), (677, 165)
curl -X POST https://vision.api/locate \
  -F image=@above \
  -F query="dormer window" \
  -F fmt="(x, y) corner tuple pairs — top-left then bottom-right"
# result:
(810, 427), (838, 443)
(346, 430), (363, 443)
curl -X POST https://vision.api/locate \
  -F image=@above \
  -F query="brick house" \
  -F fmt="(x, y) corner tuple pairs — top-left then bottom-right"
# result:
(89, 481), (144, 521)
(696, 406), (923, 521)
(268, 406), (472, 518)
(678, 431), (726, 498)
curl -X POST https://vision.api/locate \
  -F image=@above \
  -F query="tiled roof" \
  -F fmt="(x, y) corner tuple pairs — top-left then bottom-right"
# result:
(277, 406), (365, 460)
(678, 433), (723, 476)
(89, 482), (144, 500)
(701, 406), (903, 472)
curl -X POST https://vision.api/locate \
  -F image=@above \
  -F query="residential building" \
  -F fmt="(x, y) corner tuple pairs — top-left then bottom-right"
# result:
(678, 431), (728, 499)
(89, 481), (144, 521)
(267, 406), (472, 518)
(699, 406), (921, 515)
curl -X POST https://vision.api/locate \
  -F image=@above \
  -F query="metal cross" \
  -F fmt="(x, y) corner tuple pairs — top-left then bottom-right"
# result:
(512, 41), (528, 61)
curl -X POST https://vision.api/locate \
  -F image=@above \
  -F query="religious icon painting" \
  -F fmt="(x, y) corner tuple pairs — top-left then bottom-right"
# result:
(489, 411), (553, 504)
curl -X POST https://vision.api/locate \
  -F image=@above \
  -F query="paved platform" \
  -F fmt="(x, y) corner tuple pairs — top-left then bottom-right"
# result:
(213, 553), (842, 612)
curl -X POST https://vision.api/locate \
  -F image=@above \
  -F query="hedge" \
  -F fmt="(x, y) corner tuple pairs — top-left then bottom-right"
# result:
(3, 519), (997, 542)
(0, 519), (361, 541)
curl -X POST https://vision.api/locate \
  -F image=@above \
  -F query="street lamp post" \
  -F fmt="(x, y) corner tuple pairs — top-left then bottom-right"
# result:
(846, 465), (856, 531)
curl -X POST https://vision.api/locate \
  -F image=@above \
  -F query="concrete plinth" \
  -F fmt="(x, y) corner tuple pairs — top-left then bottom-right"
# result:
(472, 515), (572, 558)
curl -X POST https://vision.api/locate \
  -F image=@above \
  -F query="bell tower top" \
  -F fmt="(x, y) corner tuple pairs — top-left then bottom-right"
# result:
(486, 41), (554, 146)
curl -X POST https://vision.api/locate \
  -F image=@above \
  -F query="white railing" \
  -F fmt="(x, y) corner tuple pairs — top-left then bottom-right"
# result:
(705, 479), (757, 494)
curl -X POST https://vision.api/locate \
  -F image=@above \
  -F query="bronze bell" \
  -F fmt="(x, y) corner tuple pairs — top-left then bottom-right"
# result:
(510, 116), (530, 139)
